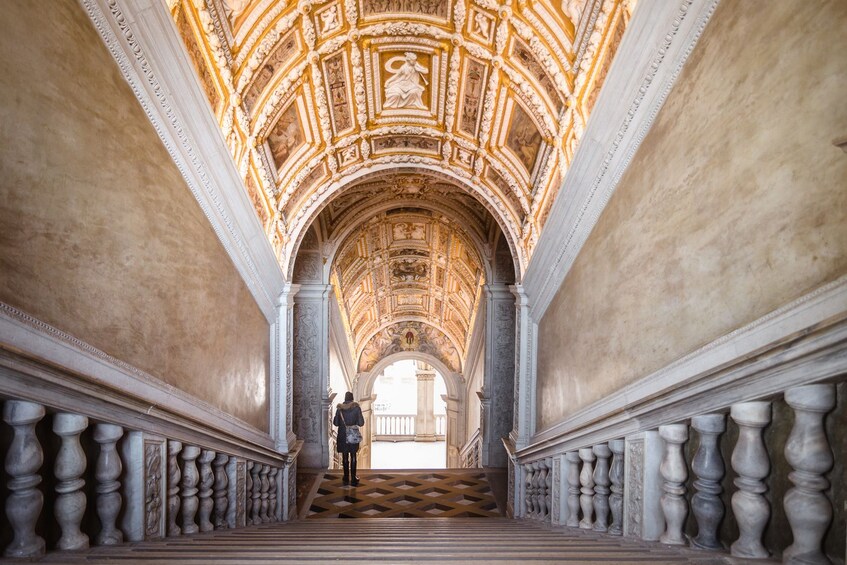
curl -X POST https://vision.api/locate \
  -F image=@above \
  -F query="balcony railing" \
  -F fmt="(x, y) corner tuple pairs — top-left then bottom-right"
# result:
(373, 414), (447, 441)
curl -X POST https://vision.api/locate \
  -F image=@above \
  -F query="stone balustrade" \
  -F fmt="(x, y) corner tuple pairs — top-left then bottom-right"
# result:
(0, 398), (288, 560)
(516, 383), (843, 563)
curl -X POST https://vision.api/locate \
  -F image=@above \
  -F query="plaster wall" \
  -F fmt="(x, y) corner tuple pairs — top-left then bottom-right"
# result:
(0, 0), (270, 431)
(537, 0), (847, 429)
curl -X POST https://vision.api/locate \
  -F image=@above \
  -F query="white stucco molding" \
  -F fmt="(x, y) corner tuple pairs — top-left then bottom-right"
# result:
(516, 276), (847, 461)
(522, 0), (721, 322)
(0, 302), (284, 465)
(78, 0), (286, 320)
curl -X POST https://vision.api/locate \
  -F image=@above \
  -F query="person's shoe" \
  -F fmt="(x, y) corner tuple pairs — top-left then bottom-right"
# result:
(350, 477), (359, 486)
(342, 476), (349, 485)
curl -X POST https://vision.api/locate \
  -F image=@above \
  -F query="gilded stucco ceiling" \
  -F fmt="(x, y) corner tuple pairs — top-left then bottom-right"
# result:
(332, 206), (486, 372)
(169, 0), (636, 279)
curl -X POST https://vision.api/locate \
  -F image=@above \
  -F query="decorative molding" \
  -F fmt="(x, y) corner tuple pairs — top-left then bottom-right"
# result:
(0, 302), (284, 466)
(522, 0), (722, 321)
(516, 275), (847, 460)
(78, 0), (286, 321)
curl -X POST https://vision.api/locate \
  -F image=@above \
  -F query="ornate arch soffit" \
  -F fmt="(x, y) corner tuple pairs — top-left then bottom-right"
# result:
(162, 0), (637, 284)
(286, 163), (524, 279)
(321, 198), (498, 283)
(357, 319), (464, 376)
(363, 351), (463, 401)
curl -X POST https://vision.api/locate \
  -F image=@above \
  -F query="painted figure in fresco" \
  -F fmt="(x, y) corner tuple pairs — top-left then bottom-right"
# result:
(383, 52), (428, 110)
(406, 330), (415, 346)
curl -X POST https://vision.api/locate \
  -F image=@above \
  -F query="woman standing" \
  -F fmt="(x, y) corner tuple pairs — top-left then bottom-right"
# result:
(333, 392), (365, 486)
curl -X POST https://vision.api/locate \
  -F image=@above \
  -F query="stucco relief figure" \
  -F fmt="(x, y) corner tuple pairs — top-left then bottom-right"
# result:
(562, 0), (584, 26)
(223, 0), (251, 23)
(319, 6), (340, 34)
(474, 12), (492, 41)
(383, 53), (428, 110)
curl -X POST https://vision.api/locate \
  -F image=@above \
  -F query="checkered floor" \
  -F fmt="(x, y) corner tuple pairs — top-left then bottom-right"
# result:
(306, 469), (502, 519)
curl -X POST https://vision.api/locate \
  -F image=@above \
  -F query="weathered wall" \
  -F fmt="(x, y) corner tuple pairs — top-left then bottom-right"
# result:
(537, 0), (847, 429)
(0, 0), (270, 431)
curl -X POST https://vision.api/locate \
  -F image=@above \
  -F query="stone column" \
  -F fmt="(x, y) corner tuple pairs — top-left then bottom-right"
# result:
(414, 364), (437, 441)
(94, 423), (125, 545)
(578, 448), (596, 529)
(213, 453), (229, 529)
(730, 402), (771, 559)
(3, 401), (46, 558)
(509, 285), (533, 450)
(167, 441), (182, 536)
(593, 443), (612, 532)
(271, 283), (299, 453)
(624, 431), (664, 541)
(121, 431), (166, 542)
(197, 450), (215, 532)
(565, 451), (581, 527)
(691, 414), (726, 550)
(783, 384), (836, 565)
(356, 394), (374, 469)
(443, 394), (462, 468)
(180, 445), (201, 535)
(608, 439), (625, 536)
(483, 284), (516, 467)
(53, 413), (89, 551)
(659, 424), (689, 545)
(292, 283), (332, 468)
(268, 467), (279, 522)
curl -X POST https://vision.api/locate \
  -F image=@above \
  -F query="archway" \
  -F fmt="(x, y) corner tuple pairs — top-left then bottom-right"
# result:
(356, 351), (465, 469)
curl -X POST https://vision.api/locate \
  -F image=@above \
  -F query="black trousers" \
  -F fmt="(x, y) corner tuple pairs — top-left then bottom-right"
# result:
(342, 449), (357, 481)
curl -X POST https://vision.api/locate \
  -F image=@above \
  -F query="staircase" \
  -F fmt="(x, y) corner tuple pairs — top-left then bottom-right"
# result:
(25, 469), (775, 563)
(36, 517), (758, 564)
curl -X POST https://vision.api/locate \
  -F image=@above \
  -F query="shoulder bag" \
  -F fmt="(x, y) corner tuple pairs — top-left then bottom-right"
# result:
(339, 410), (362, 444)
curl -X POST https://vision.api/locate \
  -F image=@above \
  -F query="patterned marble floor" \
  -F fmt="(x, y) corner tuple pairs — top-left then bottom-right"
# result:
(306, 469), (502, 519)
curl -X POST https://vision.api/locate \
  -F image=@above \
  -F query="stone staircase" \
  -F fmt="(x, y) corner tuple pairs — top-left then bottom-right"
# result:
(34, 516), (762, 564)
(24, 469), (776, 564)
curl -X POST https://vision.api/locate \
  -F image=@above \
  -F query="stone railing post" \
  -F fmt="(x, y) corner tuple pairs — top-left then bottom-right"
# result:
(730, 402), (771, 559)
(180, 445), (201, 535)
(565, 451), (581, 527)
(251, 462), (262, 525)
(94, 423), (124, 545)
(578, 448), (596, 529)
(245, 461), (254, 525)
(53, 413), (89, 551)
(784, 384), (836, 564)
(167, 441), (182, 536)
(659, 424), (688, 545)
(197, 450), (215, 532)
(593, 443), (611, 532)
(213, 453), (229, 529)
(608, 439), (624, 536)
(691, 414), (725, 550)
(2, 401), (46, 558)
(260, 464), (271, 523)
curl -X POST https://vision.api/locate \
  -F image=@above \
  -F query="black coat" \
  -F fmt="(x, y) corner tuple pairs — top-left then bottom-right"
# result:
(333, 401), (364, 453)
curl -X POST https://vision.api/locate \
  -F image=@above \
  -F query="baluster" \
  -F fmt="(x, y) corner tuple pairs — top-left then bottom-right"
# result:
(268, 467), (279, 522)
(659, 424), (689, 545)
(180, 445), (201, 535)
(94, 423), (124, 545)
(53, 413), (89, 550)
(545, 457), (553, 522)
(538, 460), (548, 520)
(197, 449), (215, 532)
(2, 400), (46, 558)
(213, 453), (229, 529)
(593, 443), (612, 532)
(251, 462), (261, 525)
(608, 439), (624, 536)
(784, 384), (836, 565)
(730, 402), (771, 559)
(260, 464), (271, 523)
(565, 451), (581, 527)
(578, 448), (595, 529)
(245, 461), (254, 525)
(166, 441), (182, 536)
(691, 414), (726, 550)
(524, 463), (534, 517)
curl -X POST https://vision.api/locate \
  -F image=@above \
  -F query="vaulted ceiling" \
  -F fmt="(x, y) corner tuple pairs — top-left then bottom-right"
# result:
(171, 0), (634, 371)
(170, 0), (634, 273)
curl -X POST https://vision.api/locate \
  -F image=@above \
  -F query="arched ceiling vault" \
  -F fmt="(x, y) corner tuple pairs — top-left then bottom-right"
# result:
(169, 0), (636, 277)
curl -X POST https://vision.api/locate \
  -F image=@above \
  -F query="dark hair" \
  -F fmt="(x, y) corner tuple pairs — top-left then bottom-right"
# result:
(344, 391), (354, 402)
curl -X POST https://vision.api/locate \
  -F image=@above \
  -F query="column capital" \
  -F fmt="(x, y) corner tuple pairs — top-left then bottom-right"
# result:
(277, 283), (300, 307)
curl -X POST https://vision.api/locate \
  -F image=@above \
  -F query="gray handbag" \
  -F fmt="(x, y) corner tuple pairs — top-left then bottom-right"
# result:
(339, 410), (362, 444)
